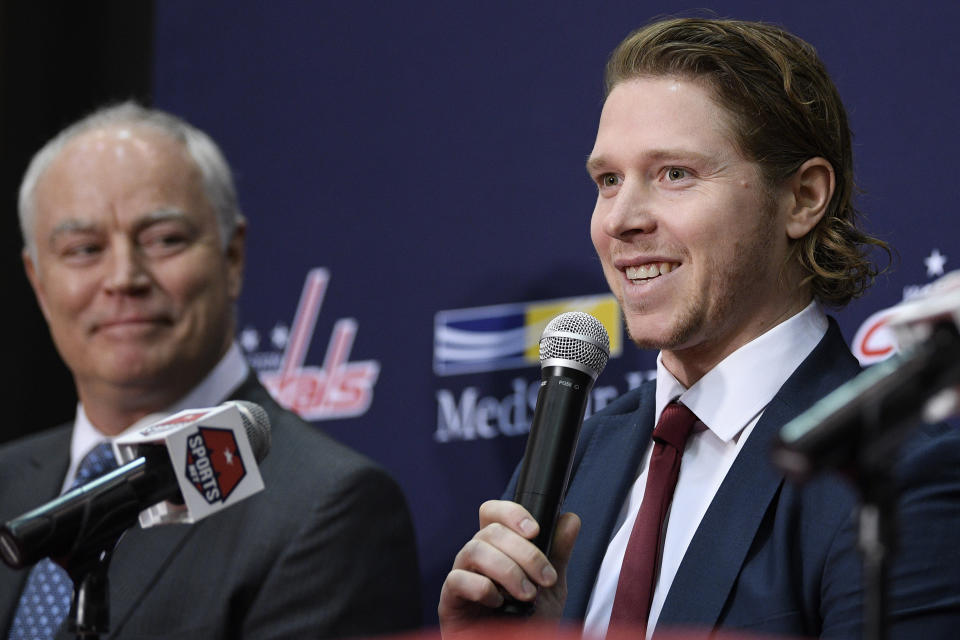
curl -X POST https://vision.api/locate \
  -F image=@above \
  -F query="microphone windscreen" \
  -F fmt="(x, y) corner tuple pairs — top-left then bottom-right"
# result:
(539, 312), (610, 378)
(228, 400), (271, 462)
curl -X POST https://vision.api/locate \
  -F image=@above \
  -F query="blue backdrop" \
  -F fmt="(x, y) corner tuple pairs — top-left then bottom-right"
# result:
(152, 1), (960, 625)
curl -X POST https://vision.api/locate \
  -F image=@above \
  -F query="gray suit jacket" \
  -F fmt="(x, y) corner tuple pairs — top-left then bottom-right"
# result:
(0, 375), (421, 639)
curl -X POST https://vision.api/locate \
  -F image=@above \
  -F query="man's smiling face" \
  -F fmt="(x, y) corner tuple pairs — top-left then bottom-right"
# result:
(588, 76), (798, 378)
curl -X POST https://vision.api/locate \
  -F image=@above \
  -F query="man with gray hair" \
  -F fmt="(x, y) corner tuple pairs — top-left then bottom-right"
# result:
(0, 102), (421, 639)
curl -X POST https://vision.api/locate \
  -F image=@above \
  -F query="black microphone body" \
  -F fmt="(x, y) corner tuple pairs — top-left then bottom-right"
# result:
(513, 365), (595, 554)
(0, 446), (181, 569)
(501, 312), (609, 616)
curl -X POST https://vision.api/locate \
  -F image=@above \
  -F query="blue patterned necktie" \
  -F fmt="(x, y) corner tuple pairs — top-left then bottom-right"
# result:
(7, 441), (119, 640)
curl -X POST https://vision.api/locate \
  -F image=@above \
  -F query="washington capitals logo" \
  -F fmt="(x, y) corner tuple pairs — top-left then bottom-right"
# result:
(185, 427), (247, 504)
(245, 268), (381, 420)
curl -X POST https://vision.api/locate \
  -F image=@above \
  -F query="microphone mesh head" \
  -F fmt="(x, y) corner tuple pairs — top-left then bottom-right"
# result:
(229, 401), (272, 463)
(539, 312), (610, 378)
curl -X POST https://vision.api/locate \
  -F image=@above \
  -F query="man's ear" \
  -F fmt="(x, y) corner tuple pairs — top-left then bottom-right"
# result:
(785, 157), (834, 240)
(22, 248), (51, 322)
(225, 219), (246, 301)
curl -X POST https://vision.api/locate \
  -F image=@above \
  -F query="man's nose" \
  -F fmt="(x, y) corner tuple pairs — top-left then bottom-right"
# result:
(600, 179), (658, 239)
(103, 237), (151, 294)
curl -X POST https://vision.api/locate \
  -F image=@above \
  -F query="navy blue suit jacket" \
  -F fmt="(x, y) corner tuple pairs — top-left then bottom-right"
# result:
(509, 320), (960, 638)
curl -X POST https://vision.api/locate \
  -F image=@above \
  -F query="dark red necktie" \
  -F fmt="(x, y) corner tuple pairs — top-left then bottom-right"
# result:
(609, 401), (699, 628)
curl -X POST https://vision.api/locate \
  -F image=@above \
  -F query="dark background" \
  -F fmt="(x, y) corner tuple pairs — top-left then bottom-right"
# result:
(3, 2), (154, 442)
(4, 1), (958, 627)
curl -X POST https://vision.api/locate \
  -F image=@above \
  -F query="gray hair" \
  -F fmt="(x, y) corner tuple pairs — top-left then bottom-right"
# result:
(19, 101), (244, 259)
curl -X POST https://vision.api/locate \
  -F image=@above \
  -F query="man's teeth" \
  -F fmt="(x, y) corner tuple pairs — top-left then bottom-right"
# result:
(626, 262), (677, 280)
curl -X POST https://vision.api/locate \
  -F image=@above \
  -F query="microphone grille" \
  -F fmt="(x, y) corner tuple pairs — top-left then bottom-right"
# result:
(539, 312), (610, 378)
(229, 401), (272, 463)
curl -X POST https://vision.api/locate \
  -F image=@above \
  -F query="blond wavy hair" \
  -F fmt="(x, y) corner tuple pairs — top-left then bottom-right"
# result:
(605, 17), (890, 307)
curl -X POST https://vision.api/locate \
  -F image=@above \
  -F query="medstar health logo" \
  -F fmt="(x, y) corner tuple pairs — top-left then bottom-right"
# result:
(185, 427), (247, 504)
(433, 294), (622, 375)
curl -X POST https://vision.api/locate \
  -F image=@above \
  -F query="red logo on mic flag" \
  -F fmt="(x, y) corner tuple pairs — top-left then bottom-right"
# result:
(185, 427), (247, 504)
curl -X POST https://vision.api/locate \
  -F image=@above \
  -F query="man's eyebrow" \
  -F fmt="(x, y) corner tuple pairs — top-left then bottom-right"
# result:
(139, 208), (192, 225)
(47, 209), (193, 245)
(586, 148), (715, 174)
(48, 219), (98, 244)
(585, 155), (609, 174)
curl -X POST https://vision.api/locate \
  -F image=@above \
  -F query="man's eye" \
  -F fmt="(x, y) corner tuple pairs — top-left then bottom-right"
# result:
(156, 234), (186, 246)
(600, 174), (621, 188)
(63, 243), (102, 258)
(666, 167), (687, 181)
(141, 228), (191, 255)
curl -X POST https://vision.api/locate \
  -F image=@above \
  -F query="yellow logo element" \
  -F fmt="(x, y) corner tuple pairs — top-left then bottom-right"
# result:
(524, 294), (622, 362)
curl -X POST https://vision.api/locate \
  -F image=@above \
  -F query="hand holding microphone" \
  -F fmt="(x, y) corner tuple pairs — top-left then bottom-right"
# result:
(0, 400), (271, 570)
(439, 312), (609, 629)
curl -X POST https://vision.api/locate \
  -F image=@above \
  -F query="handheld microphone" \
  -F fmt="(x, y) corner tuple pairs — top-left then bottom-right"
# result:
(0, 401), (270, 570)
(503, 312), (609, 614)
(773, 274), (960, 481)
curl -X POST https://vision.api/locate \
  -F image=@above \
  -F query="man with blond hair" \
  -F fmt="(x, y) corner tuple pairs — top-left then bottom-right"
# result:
(440, 17), (960, 639)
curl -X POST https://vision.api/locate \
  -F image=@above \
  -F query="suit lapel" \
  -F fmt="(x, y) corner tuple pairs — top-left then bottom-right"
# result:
(657, 320), (861, 630)
(104, 523), (199, 636)
(563, 383), (656, 618)
(6, 449), (69, 516)
(656, 396), (792, 631)
(0, 427), (71, 634)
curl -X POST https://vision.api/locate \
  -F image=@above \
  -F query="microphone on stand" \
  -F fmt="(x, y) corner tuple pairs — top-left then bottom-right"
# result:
(772, 272), (960, 640)
(0, 400), (271, 570)
(773, 272), (960, 480)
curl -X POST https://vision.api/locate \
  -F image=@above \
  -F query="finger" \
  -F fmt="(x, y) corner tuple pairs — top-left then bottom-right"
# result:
(454, 535), (541, 600)
(440, 567), (506, 611)
(549, 512), (581, 576)
(479, 522), (559, 588)
(478, 499), (539, 539)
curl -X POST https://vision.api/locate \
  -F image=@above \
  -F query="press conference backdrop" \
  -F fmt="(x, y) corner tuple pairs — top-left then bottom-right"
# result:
(152, 1), (959, 624)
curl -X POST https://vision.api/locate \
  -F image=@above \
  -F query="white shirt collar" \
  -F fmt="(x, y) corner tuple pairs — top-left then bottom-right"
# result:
(66, 343), (250, 490)
(654, 301), (828, 442)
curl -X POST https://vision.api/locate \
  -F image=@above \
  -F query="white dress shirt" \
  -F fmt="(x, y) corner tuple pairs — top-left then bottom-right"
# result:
(583, 302), (828, 639)
(64, 344), (250, 493)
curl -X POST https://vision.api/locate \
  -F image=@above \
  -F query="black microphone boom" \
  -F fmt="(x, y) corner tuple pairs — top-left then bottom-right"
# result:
(0, 448), (180, 569)
(773, 322), (960, 480)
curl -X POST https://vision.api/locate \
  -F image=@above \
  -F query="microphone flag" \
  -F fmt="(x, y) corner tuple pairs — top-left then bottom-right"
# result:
(113, 402), (266, 527)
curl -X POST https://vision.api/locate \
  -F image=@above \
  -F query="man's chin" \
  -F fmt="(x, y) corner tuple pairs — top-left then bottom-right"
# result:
(103, 368), (170, 391)
(625, 320), (695, 352)
(91, 354), (175, 388)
